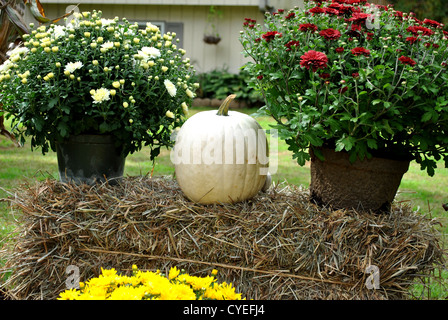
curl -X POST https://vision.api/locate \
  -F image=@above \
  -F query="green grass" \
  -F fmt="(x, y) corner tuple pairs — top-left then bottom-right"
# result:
(1, 106), (447, 299)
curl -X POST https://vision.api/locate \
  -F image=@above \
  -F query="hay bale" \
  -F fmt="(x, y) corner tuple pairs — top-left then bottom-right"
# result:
(0, 176), (446, 300)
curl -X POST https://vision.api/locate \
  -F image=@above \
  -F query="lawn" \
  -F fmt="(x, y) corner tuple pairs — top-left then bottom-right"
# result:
(1, 106), (447, 299)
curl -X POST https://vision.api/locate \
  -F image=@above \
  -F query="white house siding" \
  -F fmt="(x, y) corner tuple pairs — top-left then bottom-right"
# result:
(38, 1), (390, 73)
(41, 0), (261, 5)
(39, 3), (265, 74)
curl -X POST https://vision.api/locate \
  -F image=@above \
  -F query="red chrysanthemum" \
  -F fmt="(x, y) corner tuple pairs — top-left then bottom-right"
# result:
(398, 56), (416, 67)
(243, 22), (255, 28)
(423, 18), (442, 28)
(285, 40), (300, 51)
(365, 32), (374, 41)
(324, 7), (340, 16)
(319, 73), (330, 79)
(406, 25), (434, 36)
(300, 50), (328, 72)
(351, 24), (362, 31)
(319, 28), (342, 41)
(348, 12), (371, 25)
(351, 47), (370, 56)
(346, 0), (368, 4)
(299, 23), (318, 32)
(405, 36), (421, 45)
(262, 31), (282, 42)
(285, 12), (295, 20)
(328, 3), (344, 10)
(335, 47), (344, 53)
(338, 86), (348, 94)
(309, 7), (325, 15)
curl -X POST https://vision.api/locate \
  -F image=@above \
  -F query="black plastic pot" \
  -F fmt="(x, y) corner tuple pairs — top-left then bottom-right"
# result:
(56, 134), (126, 185)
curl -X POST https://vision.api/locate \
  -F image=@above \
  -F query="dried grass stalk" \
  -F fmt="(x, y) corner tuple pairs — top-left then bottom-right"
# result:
(0, 176), (446, 300)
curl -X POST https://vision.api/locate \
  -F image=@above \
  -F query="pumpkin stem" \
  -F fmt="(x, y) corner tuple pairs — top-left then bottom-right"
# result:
(217, 94), (236, 116)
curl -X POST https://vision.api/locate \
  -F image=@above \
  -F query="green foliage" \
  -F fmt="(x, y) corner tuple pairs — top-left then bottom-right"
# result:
(240, 1), (448, 176)
(388, 0), (448, 31)
(194, 68), (263, 106)
(0, 10), (197, 159)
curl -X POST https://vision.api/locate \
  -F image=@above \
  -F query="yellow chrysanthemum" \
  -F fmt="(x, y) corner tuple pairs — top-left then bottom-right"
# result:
(159, 283), (196, 300)
(107, 285), (147, 300)
(177, 274), (215, 291)
(57, 288), (80, 300)
(209, 282), (243, 300)
(168, 266), (180, 280)
(57, 266), (244, 300)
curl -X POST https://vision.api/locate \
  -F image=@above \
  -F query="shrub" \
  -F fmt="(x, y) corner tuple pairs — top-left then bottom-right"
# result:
(194, 68), (263, 107)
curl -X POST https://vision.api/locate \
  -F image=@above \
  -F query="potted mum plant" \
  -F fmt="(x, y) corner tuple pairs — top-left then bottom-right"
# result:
(0, 10), (197, 184)
(240, 0), (448, 212)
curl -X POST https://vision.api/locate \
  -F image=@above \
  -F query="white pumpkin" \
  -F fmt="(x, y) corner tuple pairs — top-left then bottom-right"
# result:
(172, 94), (270, 204)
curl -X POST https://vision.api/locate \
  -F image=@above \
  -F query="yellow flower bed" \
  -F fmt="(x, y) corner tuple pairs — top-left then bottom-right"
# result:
(58, 266), (244, 300)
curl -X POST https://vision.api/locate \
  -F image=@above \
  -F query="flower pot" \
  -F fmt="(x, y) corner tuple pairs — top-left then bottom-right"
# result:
(203, 35), (221, 44)
(56, 134), (126, 185)
(309, 147), (410, 213)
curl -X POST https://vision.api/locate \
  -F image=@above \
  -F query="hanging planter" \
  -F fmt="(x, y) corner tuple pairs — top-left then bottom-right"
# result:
(203, 34), (221, 45)
(203, 5), (222, 45)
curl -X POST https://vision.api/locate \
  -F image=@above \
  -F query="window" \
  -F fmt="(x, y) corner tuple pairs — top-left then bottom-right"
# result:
(134, 21), (166, 35)
(133, 21), (184, 49)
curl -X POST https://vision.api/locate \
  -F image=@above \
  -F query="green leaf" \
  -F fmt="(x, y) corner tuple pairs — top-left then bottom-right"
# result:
(421, 111), (433, 122)
(99, 122), (109, 133)
(382, 119), (394, 135)
(57, 121), (68, 137)
(336, 135), (356, 152)
(32, 117), (44, 132)
(49, 98), (58, 108)
(367, 139), (378, 150)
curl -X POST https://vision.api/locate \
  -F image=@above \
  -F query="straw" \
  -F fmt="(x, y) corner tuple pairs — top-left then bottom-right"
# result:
(0, 176), (445, 300)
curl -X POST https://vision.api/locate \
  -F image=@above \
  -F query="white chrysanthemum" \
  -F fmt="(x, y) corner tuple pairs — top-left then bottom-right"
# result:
(52, 25), (66, 39)
(7, 46), (29, 58)
(101, 41), (114, 50)
(64, 61), (83, 73)
(181, 102), (189, 115)
(185, 88), (195, 98)
(91, 88), (111, 104)
(164, 79), (177, 97)
(101, 18), (115, 26)
(68, 17), (80, 30)
(139, 47), (161, 61)
(166, 110), (175, 119)
(0, 60), (13, 74)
